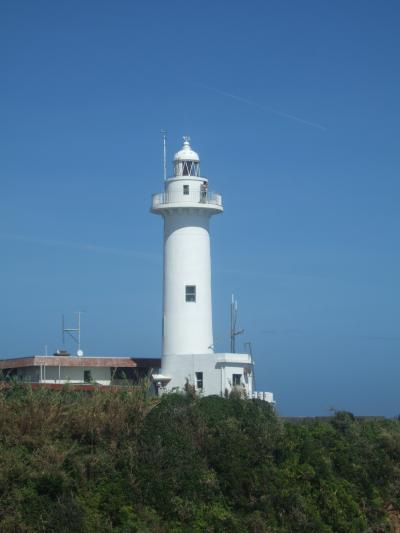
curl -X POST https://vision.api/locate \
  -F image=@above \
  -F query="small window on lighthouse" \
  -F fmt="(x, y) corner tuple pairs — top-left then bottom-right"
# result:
(185, 285), (196, 302)
(183, 184), (189, 195)
(195, 372), (203, 390)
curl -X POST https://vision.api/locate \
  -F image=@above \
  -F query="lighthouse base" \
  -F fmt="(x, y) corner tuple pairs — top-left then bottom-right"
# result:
(155, 352), (273, 403)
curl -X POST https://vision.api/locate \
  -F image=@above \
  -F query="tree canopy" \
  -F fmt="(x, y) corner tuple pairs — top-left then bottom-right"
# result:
(0, 384), (399, 532)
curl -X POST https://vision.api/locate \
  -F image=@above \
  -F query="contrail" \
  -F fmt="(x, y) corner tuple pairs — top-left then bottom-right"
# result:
(197, 83), (327, 131)
(0, 234), (161, 262)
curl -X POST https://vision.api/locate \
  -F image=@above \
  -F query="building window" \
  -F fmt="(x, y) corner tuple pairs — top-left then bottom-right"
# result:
(183, 184), (189, 195)
(232, 374), (241, 386)
(185, 285), (196, 302)
(195, 372), (203, 390)
(84, 370), (92, 383)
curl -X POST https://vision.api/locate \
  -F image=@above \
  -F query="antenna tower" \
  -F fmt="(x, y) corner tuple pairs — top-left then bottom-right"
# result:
(244, 341), (256, 390)
(62, 311), (84, 356)
(161, 129), (167, 180)
(230, 294), (244, 353)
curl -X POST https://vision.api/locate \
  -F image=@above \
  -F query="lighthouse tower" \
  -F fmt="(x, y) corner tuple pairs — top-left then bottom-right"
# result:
(152, 137), (222, 357)
(151, 137), (266, 399)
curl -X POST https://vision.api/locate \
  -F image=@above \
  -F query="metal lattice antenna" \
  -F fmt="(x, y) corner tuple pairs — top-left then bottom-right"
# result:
(244, 341), (256, 390)
(161, 129), (167, 181)
(62, 311), (84, 356)
(230, 294), (244, 353)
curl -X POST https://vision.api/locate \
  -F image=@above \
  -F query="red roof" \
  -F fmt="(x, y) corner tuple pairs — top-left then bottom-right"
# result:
(0, 356), (161, 370)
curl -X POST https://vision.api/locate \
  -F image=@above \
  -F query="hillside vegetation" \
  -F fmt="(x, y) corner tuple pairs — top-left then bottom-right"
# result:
(0, 383), (399, 532)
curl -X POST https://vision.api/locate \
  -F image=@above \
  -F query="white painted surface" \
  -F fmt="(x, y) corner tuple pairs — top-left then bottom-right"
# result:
(162, 213), (213, 355)
(161, 352), (253, 397)
(174, 138), (200, 162)
(252, 391), (275, 403)
(216, 353), (253, 365)
(151, 138), (274, 404)
(152, 139), (222, 358)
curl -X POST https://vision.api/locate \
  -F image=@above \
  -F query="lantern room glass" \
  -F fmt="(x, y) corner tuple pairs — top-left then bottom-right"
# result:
(174, 160), (200, 177)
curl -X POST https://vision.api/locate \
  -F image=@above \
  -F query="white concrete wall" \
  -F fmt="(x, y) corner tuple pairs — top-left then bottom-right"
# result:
(219, 364), (253, 397)
(162, 352), (253, 397)
(252, 391), (275, 403)
(165, 176), (207, 200)
(162, 211), (214, 356)
(162, 353), (221, 395)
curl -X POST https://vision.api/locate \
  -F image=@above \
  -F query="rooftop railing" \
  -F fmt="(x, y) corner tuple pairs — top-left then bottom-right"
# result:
(152, 190), (222, 209)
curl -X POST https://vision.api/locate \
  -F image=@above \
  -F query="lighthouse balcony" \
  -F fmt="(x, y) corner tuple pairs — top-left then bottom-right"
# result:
(151, 191), (223, 213)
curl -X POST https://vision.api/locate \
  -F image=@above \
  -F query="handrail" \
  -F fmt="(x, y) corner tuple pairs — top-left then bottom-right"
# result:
(152, 191), (222, 208)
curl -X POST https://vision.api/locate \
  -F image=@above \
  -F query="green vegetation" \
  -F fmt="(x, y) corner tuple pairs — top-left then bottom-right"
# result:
(0, 383), (399, 532)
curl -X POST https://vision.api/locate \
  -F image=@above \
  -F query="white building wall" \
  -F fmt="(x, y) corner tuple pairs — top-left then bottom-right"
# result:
(165, 176), (207, 198)
(161, 352), (253, 397)
(162, 353), (220, 395)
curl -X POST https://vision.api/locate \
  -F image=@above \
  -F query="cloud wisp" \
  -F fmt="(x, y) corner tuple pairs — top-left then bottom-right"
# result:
(0, 234), (161, 262)
(197, 83), (327, 131)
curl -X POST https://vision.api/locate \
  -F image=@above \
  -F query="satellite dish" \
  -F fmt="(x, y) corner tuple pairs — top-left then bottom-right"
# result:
(77, 350), (84, 357)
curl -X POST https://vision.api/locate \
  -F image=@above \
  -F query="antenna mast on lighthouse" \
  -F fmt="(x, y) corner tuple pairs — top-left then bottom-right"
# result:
(230, 294), (244, 353)
(161, 129), (167, 180)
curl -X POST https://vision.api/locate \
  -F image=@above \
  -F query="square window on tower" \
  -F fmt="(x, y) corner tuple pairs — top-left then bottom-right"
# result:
(183, 184), (189, 195)
(185, 285), (196, 302)
(195, 372), (203, 390)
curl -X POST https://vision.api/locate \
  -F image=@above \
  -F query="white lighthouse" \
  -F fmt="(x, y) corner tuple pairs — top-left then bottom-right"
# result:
(152, 137), (221, 357)
(151, 137), (273, 402)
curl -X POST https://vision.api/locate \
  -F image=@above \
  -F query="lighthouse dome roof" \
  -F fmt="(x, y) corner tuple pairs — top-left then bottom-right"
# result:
(174, 137), (200, 162)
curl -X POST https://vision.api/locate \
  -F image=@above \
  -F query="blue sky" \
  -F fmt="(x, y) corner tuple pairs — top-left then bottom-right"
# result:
(1, 0), (399, 416)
